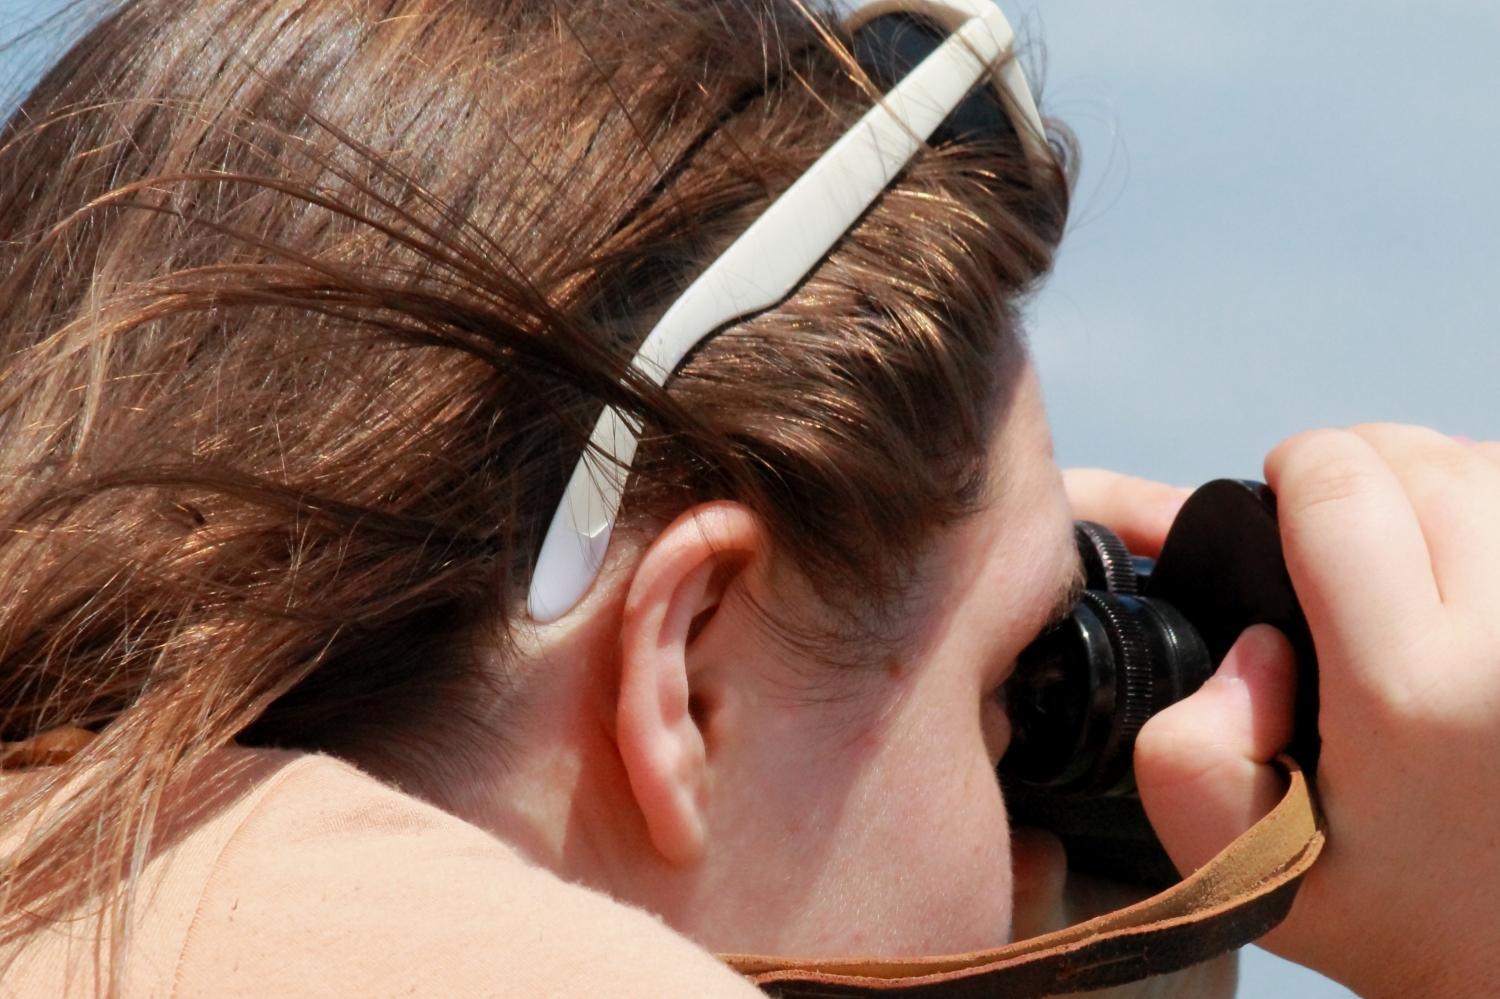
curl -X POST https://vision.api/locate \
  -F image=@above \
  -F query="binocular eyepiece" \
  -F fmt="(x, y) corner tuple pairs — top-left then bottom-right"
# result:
(1001, 522), (1214, 798)
(999, 479), (1318, 887)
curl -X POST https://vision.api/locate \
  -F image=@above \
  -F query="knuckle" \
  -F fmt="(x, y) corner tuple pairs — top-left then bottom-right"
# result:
(1473, 442), (1500, 468)
(1272, 432), (1379, 519)
(1347, 419), (1415, 439)
(1353, 422), (1485, 485)
(1267, 427), (1360, 479)
(1135, 723), (1242, 796)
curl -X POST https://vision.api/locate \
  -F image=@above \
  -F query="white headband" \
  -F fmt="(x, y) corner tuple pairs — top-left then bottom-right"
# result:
(528, 0), (1048, 622)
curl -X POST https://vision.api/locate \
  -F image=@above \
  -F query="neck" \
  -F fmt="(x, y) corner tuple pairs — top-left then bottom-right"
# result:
(449, 599), (675, 904)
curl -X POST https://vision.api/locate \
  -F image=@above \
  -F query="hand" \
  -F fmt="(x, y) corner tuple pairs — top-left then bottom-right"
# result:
(1065, 468), (1298, 879)
(1134, 427), (1500, 998)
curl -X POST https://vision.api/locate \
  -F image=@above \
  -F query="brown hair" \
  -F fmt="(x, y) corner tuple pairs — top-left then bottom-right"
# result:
(0, 0), (1070, 985)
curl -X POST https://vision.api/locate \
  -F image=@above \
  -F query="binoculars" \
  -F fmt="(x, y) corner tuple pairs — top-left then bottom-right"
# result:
(999, 480), (1319, 887)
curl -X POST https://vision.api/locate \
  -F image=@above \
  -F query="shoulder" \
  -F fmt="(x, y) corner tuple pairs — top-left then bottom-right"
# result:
(173, 751), (761, 998)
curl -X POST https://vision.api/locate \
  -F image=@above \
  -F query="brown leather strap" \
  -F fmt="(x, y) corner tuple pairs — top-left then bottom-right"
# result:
(721, 757), (1323, 998)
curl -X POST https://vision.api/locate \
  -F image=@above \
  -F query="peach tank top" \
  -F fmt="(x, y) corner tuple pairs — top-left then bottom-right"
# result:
(0, 749), (759, 997)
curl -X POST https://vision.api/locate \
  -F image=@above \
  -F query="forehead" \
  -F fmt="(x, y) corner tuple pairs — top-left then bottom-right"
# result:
(899, 366), (1079, 670)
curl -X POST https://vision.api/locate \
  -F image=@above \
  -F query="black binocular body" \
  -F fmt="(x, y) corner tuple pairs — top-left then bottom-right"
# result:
(999, 480), (1319, 888)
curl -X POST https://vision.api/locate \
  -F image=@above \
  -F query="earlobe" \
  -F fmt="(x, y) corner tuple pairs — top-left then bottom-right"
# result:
(614, 503), (762, 868)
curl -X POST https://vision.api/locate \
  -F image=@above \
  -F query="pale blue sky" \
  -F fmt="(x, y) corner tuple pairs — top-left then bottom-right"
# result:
(1004, 1), (1499, 486)
(6, 2), (1492, 996)
(996, 5), (1496, 992)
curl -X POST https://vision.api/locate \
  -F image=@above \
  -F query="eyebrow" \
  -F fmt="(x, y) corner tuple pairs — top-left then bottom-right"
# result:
(1043, 552), (1086, 632)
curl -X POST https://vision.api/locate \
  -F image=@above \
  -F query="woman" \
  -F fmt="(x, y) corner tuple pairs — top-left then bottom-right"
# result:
(1, 1), (1496, 996)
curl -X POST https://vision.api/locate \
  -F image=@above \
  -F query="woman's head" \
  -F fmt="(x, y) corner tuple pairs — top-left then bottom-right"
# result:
(0, 0), (1070, 965)
(537, 368), (1083, 955)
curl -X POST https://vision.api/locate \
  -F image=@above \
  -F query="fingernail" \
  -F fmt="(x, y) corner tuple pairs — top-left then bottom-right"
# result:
(1215, 624), (1281, 683)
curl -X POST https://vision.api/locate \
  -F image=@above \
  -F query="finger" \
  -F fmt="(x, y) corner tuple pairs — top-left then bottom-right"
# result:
(1471, 440), (1500, 470)
(1061, 469), (1190, 558)
(1347, 424), (1500, 609)
(1135, 625), (1296, 877)
(1008, 827), (1068, 939)
(1264, 429), (1441, 690)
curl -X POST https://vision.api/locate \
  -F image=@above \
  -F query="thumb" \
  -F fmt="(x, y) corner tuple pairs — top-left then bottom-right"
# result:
(1135, 625), (1298, 877)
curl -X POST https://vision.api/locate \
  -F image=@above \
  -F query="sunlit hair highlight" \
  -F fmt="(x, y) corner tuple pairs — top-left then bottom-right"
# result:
(0, 0), (1070, 989)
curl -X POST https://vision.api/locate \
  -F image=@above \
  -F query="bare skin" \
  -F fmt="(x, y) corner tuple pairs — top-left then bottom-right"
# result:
(453, 393), (1500, 996)
(469, 367), (1077, 957)
(1080, 431), (1500, 999)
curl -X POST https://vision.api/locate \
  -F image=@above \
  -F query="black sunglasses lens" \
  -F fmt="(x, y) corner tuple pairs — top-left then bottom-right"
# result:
(850, 13), (1019, 148)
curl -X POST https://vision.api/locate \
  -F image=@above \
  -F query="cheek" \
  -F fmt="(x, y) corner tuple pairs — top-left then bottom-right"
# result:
(711, 683), (1019, 954)
(845, 709), (1017, 951)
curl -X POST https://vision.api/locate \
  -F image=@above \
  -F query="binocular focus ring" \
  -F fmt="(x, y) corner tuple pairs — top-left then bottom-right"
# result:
(1077, 590), (1155, 795)
(1076, 521), (1138, 596)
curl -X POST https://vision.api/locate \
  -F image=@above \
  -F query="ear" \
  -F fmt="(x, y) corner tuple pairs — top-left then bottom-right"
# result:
(615, 501), (763, 867)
